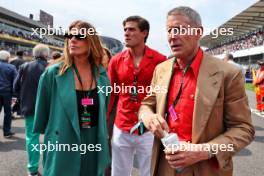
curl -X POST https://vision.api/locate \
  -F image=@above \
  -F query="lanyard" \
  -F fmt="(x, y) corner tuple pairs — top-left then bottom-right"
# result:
(131, 69), (139, 95)
(165, 57), (194, 119)
(72, 64), (94, 97)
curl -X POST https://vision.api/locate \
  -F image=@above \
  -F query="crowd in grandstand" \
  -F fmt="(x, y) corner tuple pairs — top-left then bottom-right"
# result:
(0, 43), (31, 56)
(0, 22), (64, 48)
(206, 29), (264, 55)
(0, 23), (125, 57)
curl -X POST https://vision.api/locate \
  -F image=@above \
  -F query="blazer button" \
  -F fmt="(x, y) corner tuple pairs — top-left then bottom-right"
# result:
(55, 131), (59, 135)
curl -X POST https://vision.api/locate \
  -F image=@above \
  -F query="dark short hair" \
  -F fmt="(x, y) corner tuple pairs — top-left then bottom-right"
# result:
(52, 51), (61, 60)
(226, 53), (233, 60)
(103, 47), (112, 59)
(123, 16), (150, 43)
(16, 50), (24, 57)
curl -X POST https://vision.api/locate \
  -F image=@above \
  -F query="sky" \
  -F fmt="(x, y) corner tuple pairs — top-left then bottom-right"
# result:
(0, 0), (259, 55)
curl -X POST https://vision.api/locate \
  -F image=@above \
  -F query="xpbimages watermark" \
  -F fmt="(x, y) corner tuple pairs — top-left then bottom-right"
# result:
(163, 142), (234, 155)
(31, 25), (102, 38)
(31, 141), (102, 155)
(167, 25), (234, 39)
(97, 83), (168, 96)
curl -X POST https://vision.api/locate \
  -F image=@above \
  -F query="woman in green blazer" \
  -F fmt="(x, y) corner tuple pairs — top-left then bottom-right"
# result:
(33, 20), (111, 176)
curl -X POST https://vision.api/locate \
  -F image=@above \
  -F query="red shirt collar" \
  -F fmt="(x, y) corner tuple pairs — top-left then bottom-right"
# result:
(190, 47), (203, 79)
(174, 47), (203, 79)
(122, 45), (154, 59)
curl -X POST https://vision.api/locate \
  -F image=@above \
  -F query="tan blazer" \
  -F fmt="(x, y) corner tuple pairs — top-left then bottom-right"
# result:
(139, 54), (255, 176)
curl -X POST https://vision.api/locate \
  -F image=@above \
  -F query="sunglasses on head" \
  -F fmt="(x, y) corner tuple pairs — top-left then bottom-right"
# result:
(64, 33), (86, 40)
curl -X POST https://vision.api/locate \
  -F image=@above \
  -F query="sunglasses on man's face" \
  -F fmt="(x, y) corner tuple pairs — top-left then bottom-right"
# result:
(64, 34), (86, 40)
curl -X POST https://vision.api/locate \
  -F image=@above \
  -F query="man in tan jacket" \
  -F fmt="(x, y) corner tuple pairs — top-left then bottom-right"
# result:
(138, 6), (254, 176)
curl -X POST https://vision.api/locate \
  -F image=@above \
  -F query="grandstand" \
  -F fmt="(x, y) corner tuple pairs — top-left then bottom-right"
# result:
(0, 6), (123, 58)
(0, 6), (64, 57)
(201, 0), (264, 68)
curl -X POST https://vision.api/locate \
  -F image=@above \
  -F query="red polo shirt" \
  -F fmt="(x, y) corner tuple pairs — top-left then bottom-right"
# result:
(167, 48), (203, 142)
(108, 46), (166, 133)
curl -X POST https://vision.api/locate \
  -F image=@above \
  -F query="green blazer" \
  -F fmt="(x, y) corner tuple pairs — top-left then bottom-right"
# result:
(33, 63), (110, 176)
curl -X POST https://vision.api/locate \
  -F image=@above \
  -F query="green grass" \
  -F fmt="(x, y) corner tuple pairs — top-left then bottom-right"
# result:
(245, 83), (255, 92)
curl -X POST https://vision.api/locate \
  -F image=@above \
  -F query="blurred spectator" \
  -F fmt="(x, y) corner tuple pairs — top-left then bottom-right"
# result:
(13, 44), (49, 176)
(48, 51), (61, 64)
(51, 51), (61, 60)
(10, 50), (26, 70)
(253, 59), (264, 114)
(0, 50), (17, 138)
(9, 50), (26, 118)
(223, 53), (245, 75)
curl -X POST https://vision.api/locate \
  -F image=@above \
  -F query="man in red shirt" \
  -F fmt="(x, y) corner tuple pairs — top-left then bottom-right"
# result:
(139, 6), (254, 176)
(108, 16), (166, 176)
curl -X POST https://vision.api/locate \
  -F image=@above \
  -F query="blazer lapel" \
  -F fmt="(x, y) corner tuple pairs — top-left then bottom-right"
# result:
(55, 67), (80, 140)
(157, 59), (174, 118)
(192, 55), (223, 143)
(95, 66), (112, 174)
(94, 66), (107, 128)
(151, 59), (174, 176)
